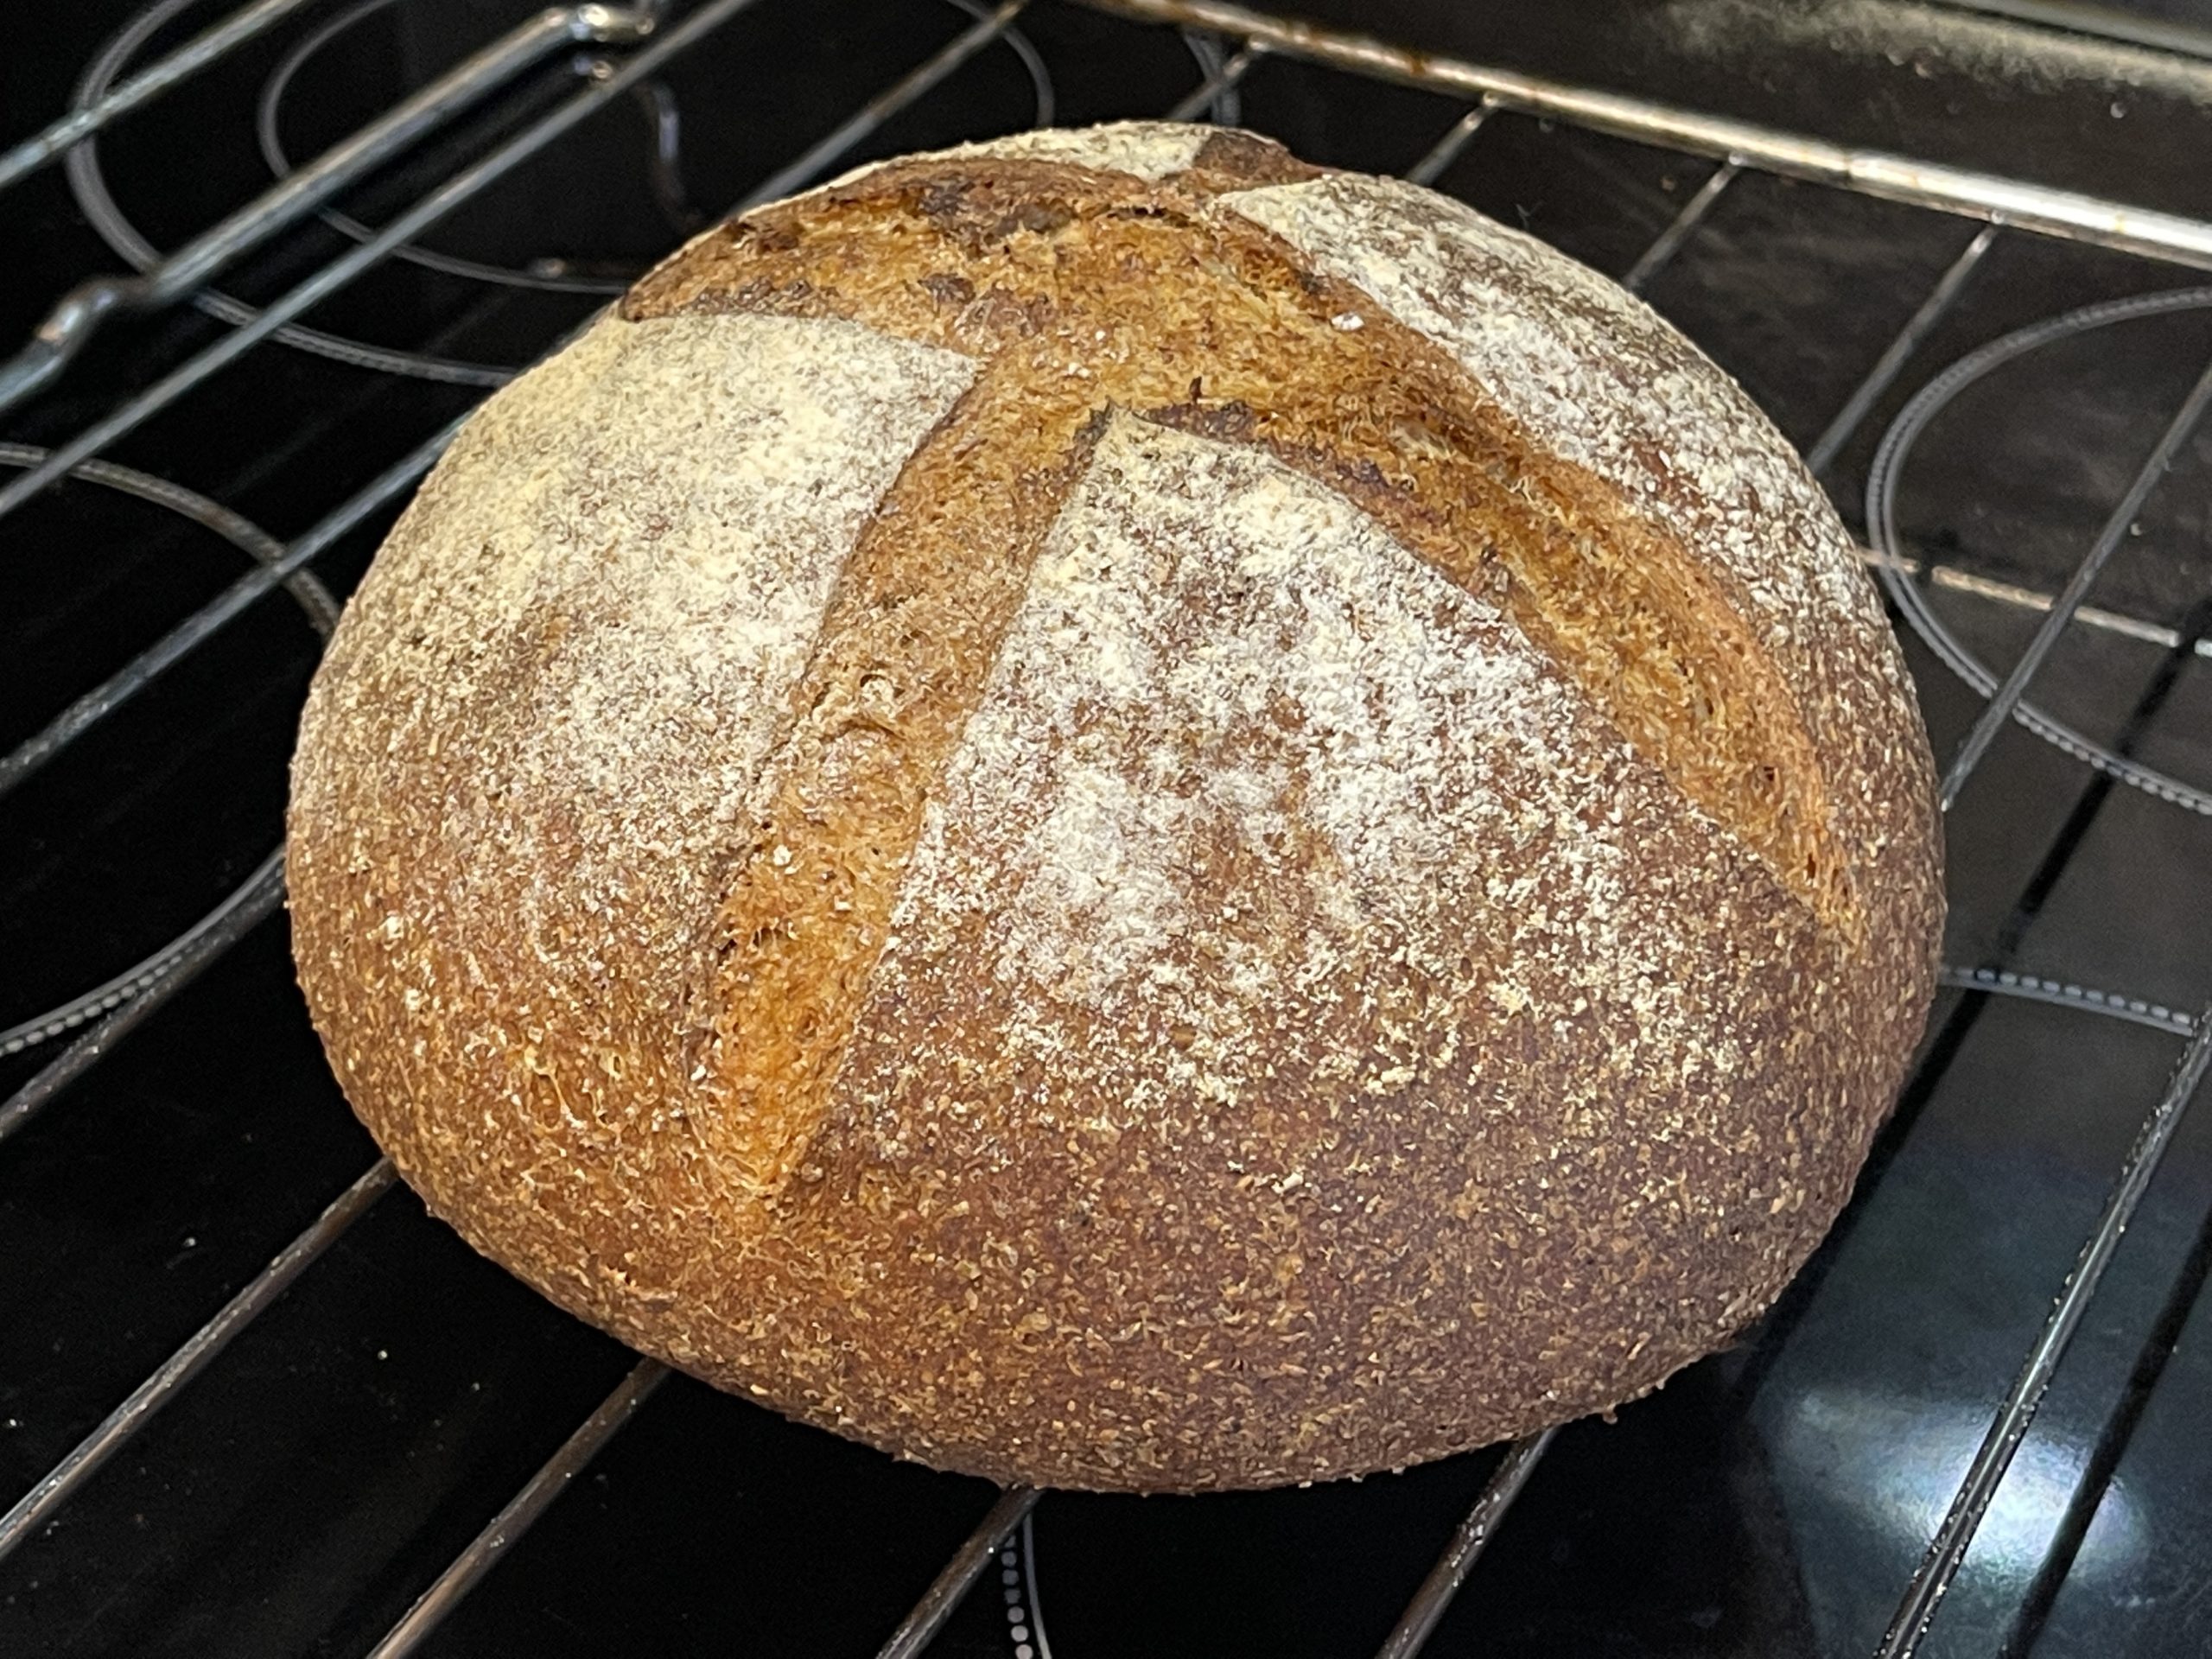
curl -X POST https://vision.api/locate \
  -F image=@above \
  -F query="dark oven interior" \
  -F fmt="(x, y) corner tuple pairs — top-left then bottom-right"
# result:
(3, 2), (2212, 1656)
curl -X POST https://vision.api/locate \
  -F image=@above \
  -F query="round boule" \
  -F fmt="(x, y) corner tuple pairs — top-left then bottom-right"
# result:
(287, 122), (1942, 1493)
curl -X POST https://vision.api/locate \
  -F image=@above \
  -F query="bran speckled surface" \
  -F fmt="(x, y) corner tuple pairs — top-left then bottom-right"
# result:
(288, 123), (1942, 1492)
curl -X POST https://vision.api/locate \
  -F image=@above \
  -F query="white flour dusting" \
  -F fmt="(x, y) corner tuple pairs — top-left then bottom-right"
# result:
(299, 310), (976, 1047)
(1223, 175), (1880, 640)
(890, 416), (1605, 1033)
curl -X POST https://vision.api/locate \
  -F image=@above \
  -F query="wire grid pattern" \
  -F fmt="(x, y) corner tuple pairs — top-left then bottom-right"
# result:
(1, 1), (2209, 1654)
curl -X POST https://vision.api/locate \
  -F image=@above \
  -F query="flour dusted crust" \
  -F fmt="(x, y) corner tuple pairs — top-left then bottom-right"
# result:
(288, 312), (974, 1245)
(289, 124), (1942, 1491)
(1218, 169), (1941, 1169)
(939, 119), (1215, 180)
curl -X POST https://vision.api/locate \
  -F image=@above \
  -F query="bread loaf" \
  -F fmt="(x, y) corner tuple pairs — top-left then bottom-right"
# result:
(287, 122), (1942, 1493)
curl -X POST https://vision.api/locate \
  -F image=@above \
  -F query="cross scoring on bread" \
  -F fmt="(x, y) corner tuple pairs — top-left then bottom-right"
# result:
(622, 137), (1850, 1195)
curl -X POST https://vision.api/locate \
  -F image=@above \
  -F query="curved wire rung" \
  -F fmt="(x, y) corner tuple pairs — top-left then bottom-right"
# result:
(0, 1), (663, 413)
(1938, 965), (2197, 1038)
(0, 847), (286, 1061)
(1169, 29), (1258, 124)
(1865, 285), (2212, 820)
(0, 0), (317, 194)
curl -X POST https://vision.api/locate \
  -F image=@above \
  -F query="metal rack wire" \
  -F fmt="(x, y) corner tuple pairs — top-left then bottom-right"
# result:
(2, 1), (2209, 1655)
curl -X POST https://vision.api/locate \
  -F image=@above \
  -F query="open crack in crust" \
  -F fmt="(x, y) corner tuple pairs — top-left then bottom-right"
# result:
(624, 136), (1861, 1204)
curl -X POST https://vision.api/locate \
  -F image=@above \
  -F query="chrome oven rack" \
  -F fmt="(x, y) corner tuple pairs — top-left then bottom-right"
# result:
(2, 2), (2209, 1656)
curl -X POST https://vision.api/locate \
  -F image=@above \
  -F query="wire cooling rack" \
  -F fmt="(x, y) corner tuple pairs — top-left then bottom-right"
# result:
(3, 2), (2210, 1655)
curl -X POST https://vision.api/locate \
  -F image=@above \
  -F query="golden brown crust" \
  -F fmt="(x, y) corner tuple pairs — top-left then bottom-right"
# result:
(289, 124), (1942, 1492)
(637, 150), (1866, 1217)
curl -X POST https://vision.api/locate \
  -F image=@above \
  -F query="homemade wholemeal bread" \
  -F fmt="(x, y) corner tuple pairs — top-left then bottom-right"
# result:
(287, 122), (1942, 1493)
